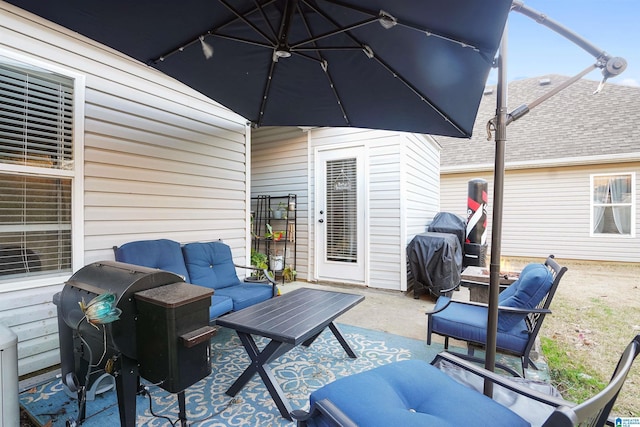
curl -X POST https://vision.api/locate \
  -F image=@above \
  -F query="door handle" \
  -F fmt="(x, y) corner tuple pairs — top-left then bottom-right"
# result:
(318, 219), (324, 223)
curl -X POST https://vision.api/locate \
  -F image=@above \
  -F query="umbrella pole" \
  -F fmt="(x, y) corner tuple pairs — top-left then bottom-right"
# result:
(482, 5), (627, 398)
(484, 24), (509, 398)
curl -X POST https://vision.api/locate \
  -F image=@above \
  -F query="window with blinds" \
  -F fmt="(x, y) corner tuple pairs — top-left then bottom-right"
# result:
(0, 56), (74, 279)
(326, 158), (357, 263)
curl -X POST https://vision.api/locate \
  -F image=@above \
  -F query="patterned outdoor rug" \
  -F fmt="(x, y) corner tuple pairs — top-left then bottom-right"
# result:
(20, 324), (449, 427)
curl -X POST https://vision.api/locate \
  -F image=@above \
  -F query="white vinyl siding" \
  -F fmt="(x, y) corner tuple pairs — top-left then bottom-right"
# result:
(368, 138), (402, 290)
(403, 133), (441, 239)
(251, 127), (309, 281)
(1, 3), (248, 375)
(441, 163), (640, 263)
(252, 127), (440, 291)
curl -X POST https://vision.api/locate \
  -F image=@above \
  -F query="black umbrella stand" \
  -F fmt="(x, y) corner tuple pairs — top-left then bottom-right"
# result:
(483, 1), (627, 397)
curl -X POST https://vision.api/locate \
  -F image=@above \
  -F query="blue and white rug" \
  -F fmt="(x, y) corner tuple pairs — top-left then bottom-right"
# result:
(20, 324), (447, 426)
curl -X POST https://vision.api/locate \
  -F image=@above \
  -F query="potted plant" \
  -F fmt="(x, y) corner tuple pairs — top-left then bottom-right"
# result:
(283, 265), (297, 282)
(269, 251), (284, 271)
(264, 224), (285, 241)
(248, 249), (270, 281)
(271, 202), (287, 219)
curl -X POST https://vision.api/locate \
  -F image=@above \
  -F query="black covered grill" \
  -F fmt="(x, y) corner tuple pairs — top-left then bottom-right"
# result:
(54, 261), (216, 426)
(407, 212), (465, 298)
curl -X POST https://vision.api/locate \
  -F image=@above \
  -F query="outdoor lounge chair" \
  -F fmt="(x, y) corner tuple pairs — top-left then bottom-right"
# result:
(113, 239), (276, 321)
(426, 255), (568, 373)
(291, 334), (640, 427)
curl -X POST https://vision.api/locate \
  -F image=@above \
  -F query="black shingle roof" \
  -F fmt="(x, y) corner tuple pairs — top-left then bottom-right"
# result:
(436, 75), (640, 170)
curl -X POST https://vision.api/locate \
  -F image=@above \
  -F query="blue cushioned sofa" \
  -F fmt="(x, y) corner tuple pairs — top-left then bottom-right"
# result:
(114, 239), (276, 321)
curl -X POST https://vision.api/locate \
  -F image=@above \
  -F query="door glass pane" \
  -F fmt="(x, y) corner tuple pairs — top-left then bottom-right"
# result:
(326, 158), (357, 263)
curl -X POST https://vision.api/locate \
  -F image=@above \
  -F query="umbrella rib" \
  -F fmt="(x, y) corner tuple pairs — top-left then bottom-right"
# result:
(290, 17), (378, 49)
(294, 46), (363, 52)
(296, 1), (350, 125)
(373, 56), (468, 136)
(257, 59), (278, 127)
(151, 0), (279, 63)
(252, 0), (279, 40)
(322, 0), (486, 54)
(218, 0), (276, 46)
(212, 33), (273, 49)
(303, 0), (467, 135)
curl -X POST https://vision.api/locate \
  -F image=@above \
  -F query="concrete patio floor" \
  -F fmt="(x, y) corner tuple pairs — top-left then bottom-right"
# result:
(281, 280), (438, 342)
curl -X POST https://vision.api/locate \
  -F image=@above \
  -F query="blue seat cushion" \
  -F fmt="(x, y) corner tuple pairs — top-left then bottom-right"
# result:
(115, 239), (190, 282)
(497, 263), (553, 332)
(182, 241), (242, 290)
(210, 295), (234, 319)
(309, 360), (530, 427)
(431, 297), (529, 354)
(214, 283), (274, 311)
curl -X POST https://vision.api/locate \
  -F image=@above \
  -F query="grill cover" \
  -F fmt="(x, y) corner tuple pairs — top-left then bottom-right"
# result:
(427, 212), (467, 250)
(407, 232), (462, 298)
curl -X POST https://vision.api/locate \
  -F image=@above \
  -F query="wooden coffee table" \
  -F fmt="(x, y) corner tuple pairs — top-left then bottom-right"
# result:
(215, 287), (364, 420)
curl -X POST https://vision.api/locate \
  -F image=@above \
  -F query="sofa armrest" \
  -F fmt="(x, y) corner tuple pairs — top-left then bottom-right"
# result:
(235, 264), (277, 286)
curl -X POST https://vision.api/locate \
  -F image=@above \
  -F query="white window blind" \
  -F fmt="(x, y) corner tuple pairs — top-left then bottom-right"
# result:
(326, 158), (357, 263)
(0, 57), (74, 278)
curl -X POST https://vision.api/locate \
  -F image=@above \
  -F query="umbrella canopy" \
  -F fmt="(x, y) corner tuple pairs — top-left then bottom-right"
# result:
(7, 0), (512, 137)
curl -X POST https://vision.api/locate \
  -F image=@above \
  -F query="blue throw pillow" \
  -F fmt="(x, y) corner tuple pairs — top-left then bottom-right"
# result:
(182, 241), (241, 290)
(115, 239), (190, 282)
(497, 263), (553, 332)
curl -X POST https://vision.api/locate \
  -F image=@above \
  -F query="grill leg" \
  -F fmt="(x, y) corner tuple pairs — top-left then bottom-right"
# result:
(178, 391), (187, 427)
(115, 355), (139, 427)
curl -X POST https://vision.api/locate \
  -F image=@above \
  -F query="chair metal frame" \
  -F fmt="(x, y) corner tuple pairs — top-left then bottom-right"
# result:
(426, 255), (568, 373)
(292, 334), (640, 427)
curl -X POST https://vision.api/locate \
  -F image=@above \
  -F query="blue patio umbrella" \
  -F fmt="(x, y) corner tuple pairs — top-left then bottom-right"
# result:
(4, 1), (510, 397)
(8, 1), (628, 401)
(6, 0), (512, 137)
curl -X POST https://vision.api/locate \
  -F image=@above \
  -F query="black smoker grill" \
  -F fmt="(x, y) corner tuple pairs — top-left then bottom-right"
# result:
(54, 261), (216, 427)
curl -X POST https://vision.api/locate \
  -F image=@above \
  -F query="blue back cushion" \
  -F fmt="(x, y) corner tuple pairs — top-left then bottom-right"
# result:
(115, 239), (190, 282)
(497, 263), (553, 332)
(182, 241), (241, 290)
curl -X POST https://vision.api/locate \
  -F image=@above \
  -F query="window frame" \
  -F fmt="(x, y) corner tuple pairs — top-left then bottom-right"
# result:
(589, 172), (636, 238)
(0, 49), (85, 291)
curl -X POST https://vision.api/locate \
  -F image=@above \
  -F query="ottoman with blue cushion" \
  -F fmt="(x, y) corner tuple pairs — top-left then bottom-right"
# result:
(304, 359), (530, 427)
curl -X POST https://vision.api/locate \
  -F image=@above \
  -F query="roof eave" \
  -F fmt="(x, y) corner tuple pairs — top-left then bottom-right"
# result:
(441, 152), (640, 174)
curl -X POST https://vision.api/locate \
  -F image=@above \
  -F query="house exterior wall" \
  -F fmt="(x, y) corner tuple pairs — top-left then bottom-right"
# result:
(440, 162), (640, 263)
(252, 127), (441, 291)
(0, 4), (248, 375)
(251, 127), (310, 280)
(403, 133), (441, 239)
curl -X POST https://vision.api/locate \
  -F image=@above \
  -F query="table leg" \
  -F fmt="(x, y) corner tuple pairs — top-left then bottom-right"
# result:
(226, 332), (295, 420)
(301, 330), (322, 348)
(328, 322), (357, 358)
